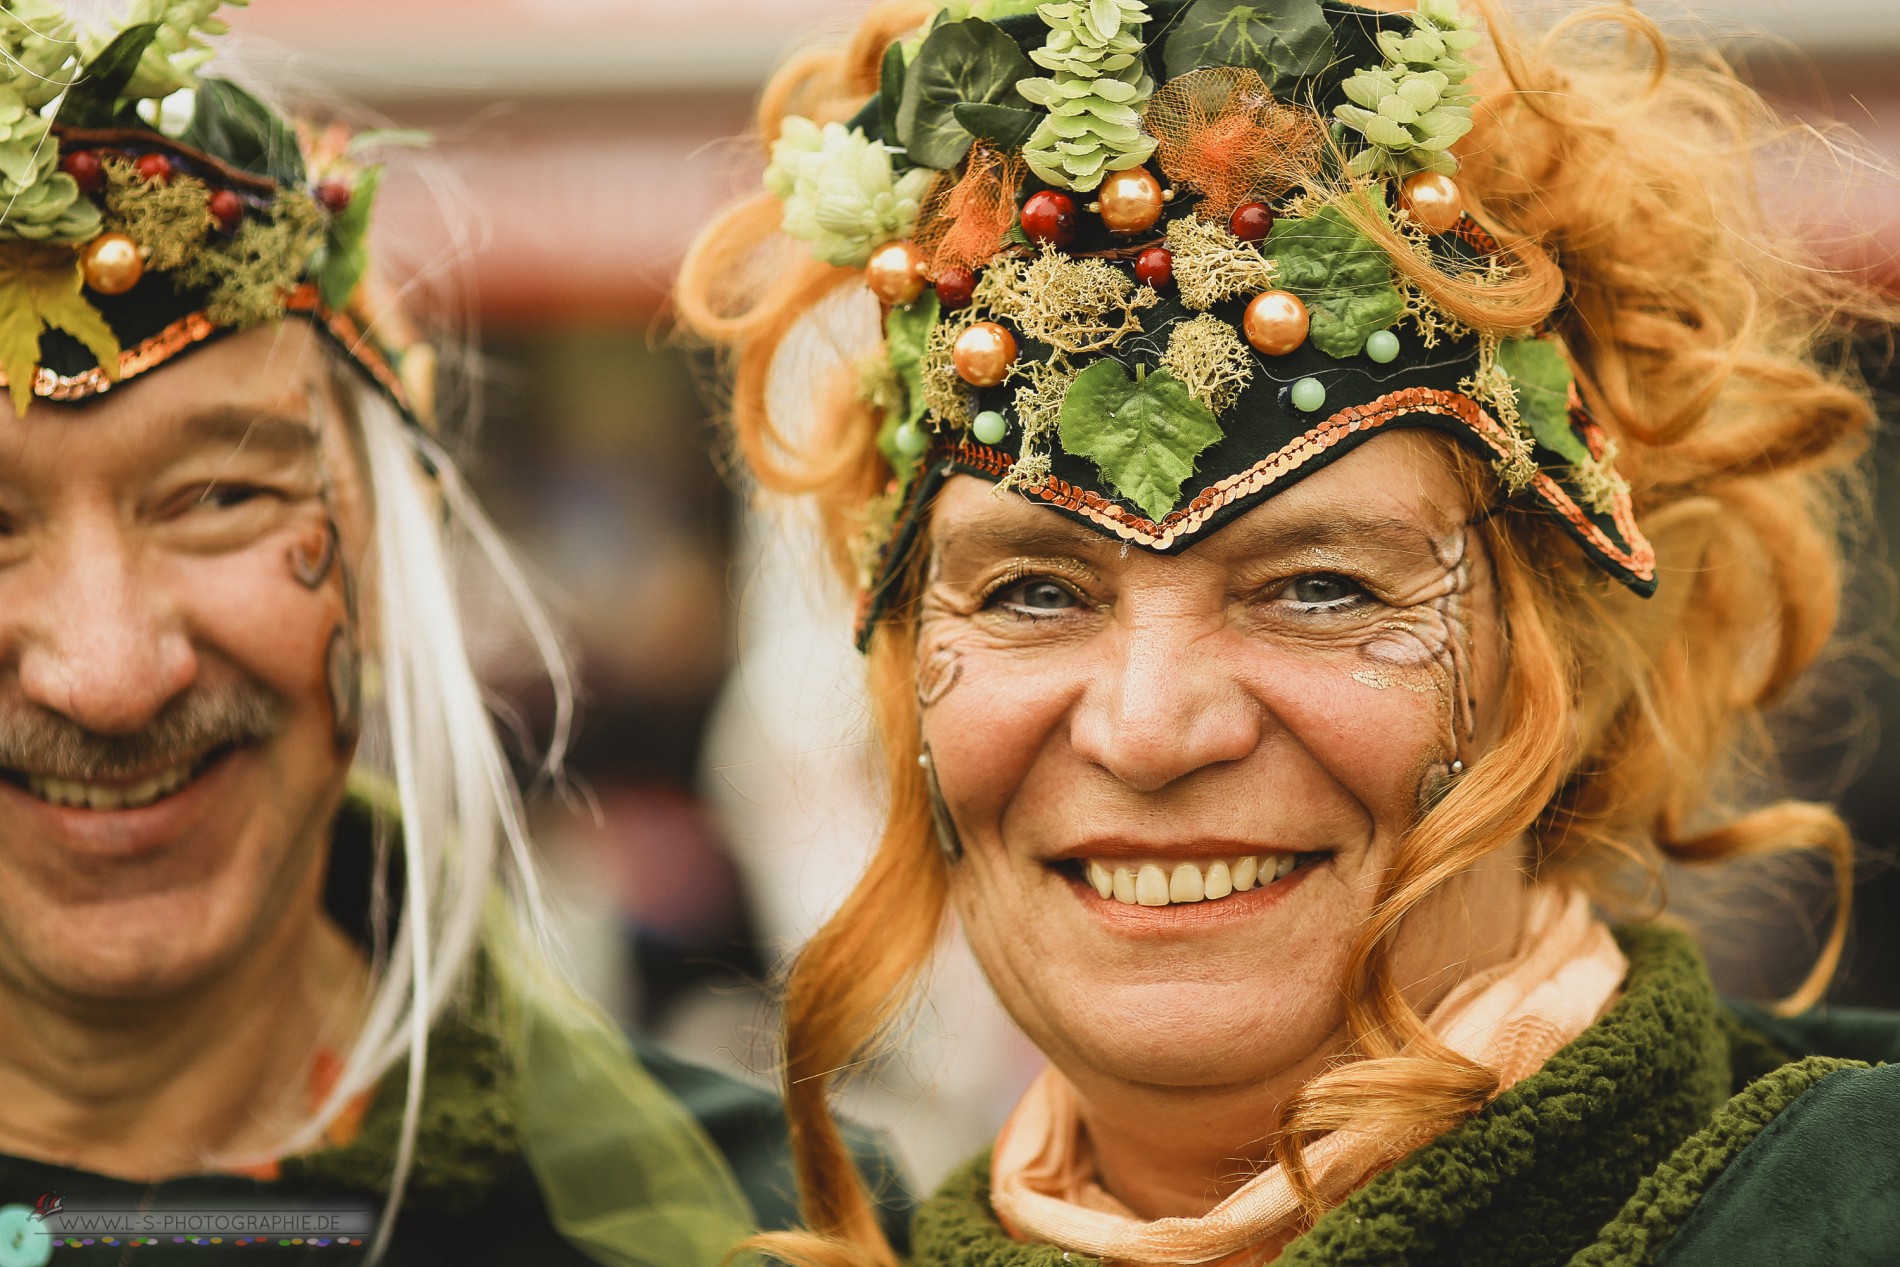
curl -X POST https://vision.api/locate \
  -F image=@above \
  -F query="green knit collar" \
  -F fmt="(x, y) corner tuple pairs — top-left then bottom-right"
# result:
(913, 924), (1733, 1267)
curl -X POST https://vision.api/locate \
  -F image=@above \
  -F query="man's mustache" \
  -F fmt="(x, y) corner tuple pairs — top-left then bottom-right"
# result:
(0, 684), (284, 781)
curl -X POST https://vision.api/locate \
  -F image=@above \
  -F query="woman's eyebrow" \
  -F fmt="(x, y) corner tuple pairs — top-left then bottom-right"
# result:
(931, 515), (1109, 561)
(1219, 513), (1450, 565)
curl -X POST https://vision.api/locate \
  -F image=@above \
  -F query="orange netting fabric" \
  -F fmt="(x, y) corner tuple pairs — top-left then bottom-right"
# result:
(1144, 67), (1327, 223)
(913, 144), (1026, 274)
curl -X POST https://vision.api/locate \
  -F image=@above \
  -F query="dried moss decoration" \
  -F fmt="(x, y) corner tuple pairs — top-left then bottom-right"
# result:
(984, 244), (1156, 354)
(997, 358), (1075, 493)
(1458, 331), (1537, 492)
(101, 156), (211, 272)
(921, 308), (979, 430)
(177, 189), (322, 327)
(1160, 313), (1253, 413)
(1163, 215), (1276, 311)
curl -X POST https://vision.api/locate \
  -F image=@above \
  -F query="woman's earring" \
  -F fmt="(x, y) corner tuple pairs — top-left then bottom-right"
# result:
(918, 748), (964, 864)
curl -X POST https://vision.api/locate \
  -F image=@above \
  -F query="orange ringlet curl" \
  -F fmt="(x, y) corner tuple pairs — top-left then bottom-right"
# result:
(1144, 67), (1327, 222)
(675, 0), (1899, 1257)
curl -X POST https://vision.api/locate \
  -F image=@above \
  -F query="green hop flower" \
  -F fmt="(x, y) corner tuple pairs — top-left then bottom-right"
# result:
(0, 0), (80, 109)
(1017, 0), (1158, 193)
(117, 0), (251, 100)
(1333, 0), (1481, 178)
(766, 116), (932, 269)
(0, 88), (99, 242)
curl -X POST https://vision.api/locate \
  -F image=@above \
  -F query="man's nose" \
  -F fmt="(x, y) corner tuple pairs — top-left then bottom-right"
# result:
(14, 519), (197, 736)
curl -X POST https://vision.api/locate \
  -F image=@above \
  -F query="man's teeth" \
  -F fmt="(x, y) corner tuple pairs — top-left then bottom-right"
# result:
(25, 760), (195, 810)
(1086, 854), (1302, 907)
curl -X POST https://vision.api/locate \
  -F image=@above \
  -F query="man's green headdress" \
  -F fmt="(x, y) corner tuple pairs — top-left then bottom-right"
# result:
(760, 0), (1655, 647)
(0, 0), (431, 425)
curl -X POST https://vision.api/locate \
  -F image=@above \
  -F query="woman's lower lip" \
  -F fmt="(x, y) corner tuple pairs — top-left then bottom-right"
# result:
(0, 748), (237, 860)
(1062, 857), (1325, 934)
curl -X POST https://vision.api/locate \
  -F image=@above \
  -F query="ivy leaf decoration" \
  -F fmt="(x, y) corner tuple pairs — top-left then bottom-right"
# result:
(897, 18), (1036, 169)
(55, 22), (161, 129)
(878, 41), (907, 146)
(1263, 204), (1404, 357)
(0, 245), (121, 418)
(952, 102), (1041, 151)
(1162, 0), (1335, 99)
(314, 164), (382, 310)
(183, 78), (307, 185)
(1058, 360), (1223, 522)
(1497, 337), (1591, 466)
(878, 292), (941, 479)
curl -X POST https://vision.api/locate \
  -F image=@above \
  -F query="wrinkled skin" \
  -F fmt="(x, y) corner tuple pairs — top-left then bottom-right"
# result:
(917, 431), (1528, 1219)
(0, 323), (370, 1177)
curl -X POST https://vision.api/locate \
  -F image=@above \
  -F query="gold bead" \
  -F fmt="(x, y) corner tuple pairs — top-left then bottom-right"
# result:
(1400, 172), (1464, 234)
(1243, 290), (1309, 356)
(952, 322), (1018, 387)
(864, 240), (927, 307)
(81, 232), (144, 296)
(1097, 167), (1165, 236)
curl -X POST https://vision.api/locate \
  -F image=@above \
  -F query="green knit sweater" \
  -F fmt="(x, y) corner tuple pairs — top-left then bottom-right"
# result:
(912, 926), (1900, 1267)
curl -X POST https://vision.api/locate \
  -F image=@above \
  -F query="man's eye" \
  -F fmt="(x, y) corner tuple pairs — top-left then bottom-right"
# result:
(195, 483), (269, 509)
(1281, 573), (1368, 610)
(987, 578), (1079, 615)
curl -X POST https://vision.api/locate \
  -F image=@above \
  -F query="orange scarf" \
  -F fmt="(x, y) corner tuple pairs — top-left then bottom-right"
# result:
(989, 886), (1627, 1265)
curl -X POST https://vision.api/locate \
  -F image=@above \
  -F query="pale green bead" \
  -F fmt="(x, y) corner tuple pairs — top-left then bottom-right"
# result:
(972, 411), (1008, 445)
(1291, 377), (1326, 412)
(895, 422), (928, 457)
(1366, 330), (1401, 363)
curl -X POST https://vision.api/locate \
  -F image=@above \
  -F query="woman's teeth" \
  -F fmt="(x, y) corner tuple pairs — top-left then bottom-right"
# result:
(1085, 854), (1302, 907)
(25, 760), (196, 811)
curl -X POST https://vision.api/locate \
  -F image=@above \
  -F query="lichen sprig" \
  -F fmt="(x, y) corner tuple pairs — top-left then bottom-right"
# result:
(1332, 0), (1479, 178)
(1016, 0), (1158, 193)
(1163, 215), (1276, 310)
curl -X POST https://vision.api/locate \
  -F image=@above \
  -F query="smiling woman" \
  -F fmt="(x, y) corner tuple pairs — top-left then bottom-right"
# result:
(677, 0), (1900, 1261)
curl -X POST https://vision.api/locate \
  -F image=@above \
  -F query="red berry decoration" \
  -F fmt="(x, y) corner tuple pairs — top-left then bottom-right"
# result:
(317, 181), (352, 215)
(1135, 246), (1173, 289)
(60, 150), (104, 194)
(133, 153), (173, 184)
(1230, 201), (1274, 241)
(934, 266), (976, 309)
(208, 189), (244, 233)
(1020, 190), (1077, 248)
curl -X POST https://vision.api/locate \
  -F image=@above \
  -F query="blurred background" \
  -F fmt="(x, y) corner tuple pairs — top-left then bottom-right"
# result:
(234, 0), (1898, 1197)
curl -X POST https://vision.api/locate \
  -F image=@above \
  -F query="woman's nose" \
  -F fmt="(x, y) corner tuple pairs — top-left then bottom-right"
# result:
(1067, 620), (1264, 792)
(12, 523), (197, 736)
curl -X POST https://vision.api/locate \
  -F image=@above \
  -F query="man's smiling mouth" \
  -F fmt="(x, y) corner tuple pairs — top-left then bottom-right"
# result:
(9, 749), (224, 811)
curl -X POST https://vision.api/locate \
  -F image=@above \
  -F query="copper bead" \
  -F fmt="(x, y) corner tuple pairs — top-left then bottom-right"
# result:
(1097, 167), (1165, 236)
(865, 240), (927, 307)
(1400, 172), (1464, 234)
(953, 322), (1018, 387)
(81, 233), (144, 296)
(1243, 290), (1309, 356)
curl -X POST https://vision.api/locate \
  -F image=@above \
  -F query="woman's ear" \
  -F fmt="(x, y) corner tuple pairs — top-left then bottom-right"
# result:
(1574, 497), (1722, 752)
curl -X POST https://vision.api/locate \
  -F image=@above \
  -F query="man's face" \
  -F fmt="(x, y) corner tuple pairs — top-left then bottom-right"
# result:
(0, 323), (370, 1009)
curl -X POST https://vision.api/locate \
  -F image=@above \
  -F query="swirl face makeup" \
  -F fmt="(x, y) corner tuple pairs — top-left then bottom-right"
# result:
(917, 430), (1528, 1150)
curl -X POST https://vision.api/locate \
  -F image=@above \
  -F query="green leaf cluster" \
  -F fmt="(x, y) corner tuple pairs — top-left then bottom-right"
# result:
(1057, 359), (1222, 521)
(0, 88), (99, 242)
(878, 292), (940, 479)
(1160, 0), (1334, 99)
(1016, 0), (1158, 192)
(183, 76), (305, 184)
(0, 0), (80, 108)
(117, 0), (250, 100)
(1263, 203), (1403, 357)
(1332, 0), (1478, 178)
(897, 18), (1036, 170)
(765, 116), (932, 267)
(1496, 336), (1589, 466)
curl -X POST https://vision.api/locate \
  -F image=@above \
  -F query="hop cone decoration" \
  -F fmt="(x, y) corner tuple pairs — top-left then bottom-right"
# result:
(1333, 0), (1480, 179)
(1017, 0), (1158, 193)
(765, 117), (932, 268)
(0, 0), (80, 109)
(0, 88), (98, 242)
(120, 0), (251, 99)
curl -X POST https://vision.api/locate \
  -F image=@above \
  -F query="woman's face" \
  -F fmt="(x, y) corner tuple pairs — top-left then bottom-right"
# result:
(919, 430), (1523, 1097)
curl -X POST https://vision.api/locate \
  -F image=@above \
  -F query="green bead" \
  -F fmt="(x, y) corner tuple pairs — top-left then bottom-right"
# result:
(972, 410), (1008, 445)
(894, 422), (927, 457)
(1290, 377), (1326, 412)
(1366, 329), (1401, 363)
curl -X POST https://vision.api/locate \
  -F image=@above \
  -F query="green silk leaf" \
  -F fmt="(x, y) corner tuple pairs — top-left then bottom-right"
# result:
(315, 164), (382, 310)
(952, 102), (1042, 151)
(1497, 336), (1590, 465)
(184, 77), (307, 185)
(1263, 205), (1404, 358)
(879, 292), (940, 476)
(55, 22), (160, 129)
(1161, 0), (1335, 98)
(897, 18), (1036, 169)
(1058, 360), (1223, 522)
(878, 41), (907, 145)
(0, 245), (120, 417)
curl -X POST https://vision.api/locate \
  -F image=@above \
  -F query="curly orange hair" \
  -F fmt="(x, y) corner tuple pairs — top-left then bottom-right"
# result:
(676, 2), (1895, 1261)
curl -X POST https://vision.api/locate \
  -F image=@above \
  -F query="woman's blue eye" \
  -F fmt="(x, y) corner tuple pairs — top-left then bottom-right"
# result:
(990, 578), (1077, 614)
(1285, 573), (1366, 609)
